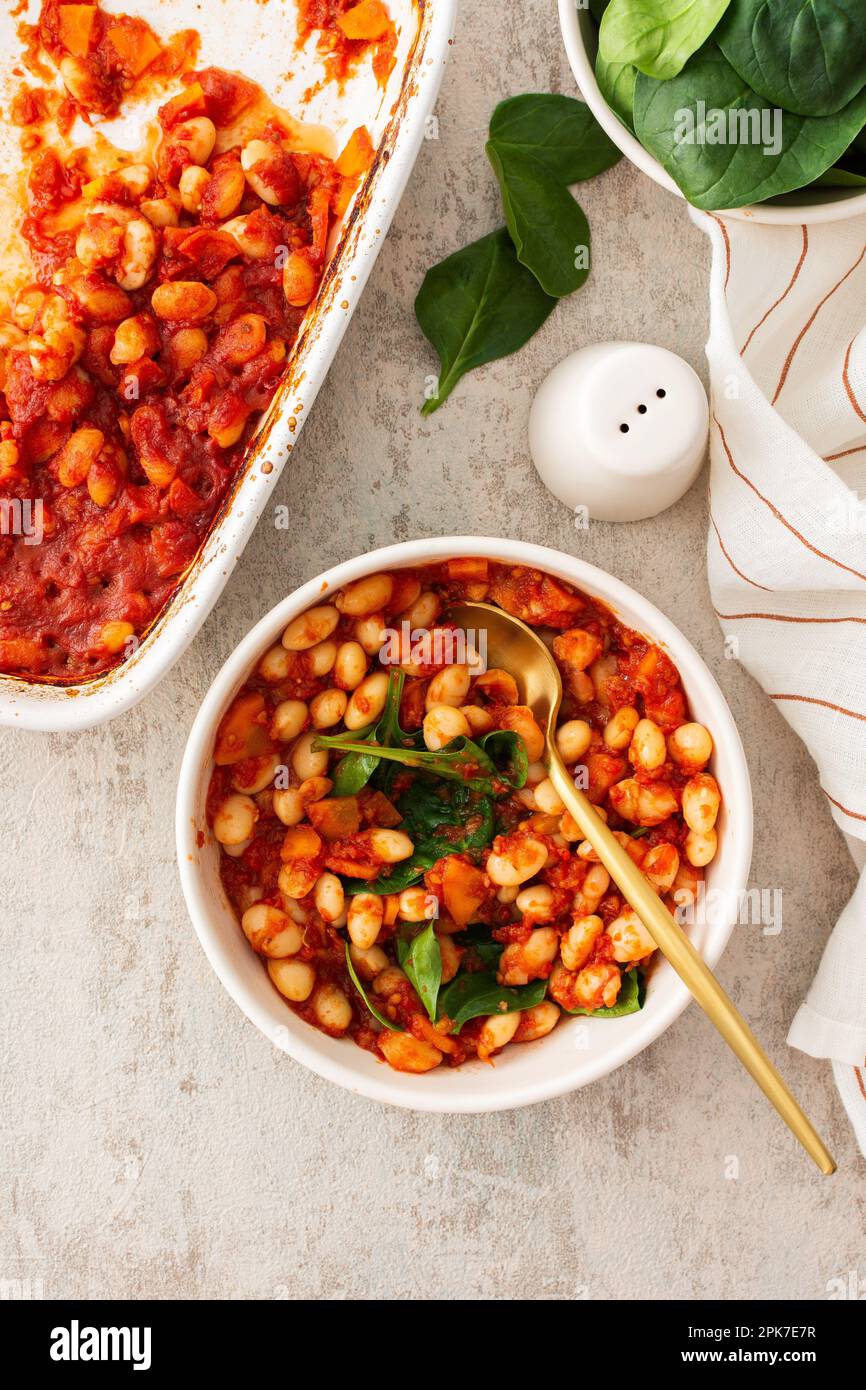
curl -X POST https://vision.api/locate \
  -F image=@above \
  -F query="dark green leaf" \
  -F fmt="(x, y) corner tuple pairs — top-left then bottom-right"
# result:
(476, 729), (529, 790)
(311, 733), (515, 793)
(600, 0), (731, 81)
(565, 967), (644, 1017)
(437, 971), (549, 1032)
(589, 0), (612, 23)
(456, 925), (504, 969)
(487, 93), (622, 182)
(415, 228), (556, 414)
(400, 778), (495, 845)
(331, 748), (380, 796)
(344, 942), (404, 1032)
(716, 0), (866, 118)
(396, 923), (442, 1022)
(343, 778), (496, 896)
(633, 44), (866, 210)
(813, 165), (866, 187)
(487, 145), (591, 297)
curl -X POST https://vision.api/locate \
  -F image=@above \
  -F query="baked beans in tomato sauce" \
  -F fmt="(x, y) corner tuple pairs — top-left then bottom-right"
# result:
(0, 1), (382, 679)
(207, 560), (722, 1075)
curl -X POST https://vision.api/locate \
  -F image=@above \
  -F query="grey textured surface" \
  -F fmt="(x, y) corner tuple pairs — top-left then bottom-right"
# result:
(1, 1), (862, 1302)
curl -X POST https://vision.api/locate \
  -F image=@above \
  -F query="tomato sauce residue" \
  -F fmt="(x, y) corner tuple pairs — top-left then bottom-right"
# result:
(0, 2), (378, 680)
(297, 0), (398, 88)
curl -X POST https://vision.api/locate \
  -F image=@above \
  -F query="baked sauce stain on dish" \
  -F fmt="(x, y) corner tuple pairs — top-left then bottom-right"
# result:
(0, 0), (385, 683)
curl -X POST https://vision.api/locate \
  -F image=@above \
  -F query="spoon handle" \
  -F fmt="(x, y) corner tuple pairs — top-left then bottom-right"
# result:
(547, 756), (836, 1176)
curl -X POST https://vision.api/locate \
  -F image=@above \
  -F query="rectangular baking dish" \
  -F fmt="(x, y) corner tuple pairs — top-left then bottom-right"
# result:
(0, 0), (456, 731)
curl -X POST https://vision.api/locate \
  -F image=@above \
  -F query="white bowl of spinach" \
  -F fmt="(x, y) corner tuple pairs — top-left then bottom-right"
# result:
(561, 0), (866, 221)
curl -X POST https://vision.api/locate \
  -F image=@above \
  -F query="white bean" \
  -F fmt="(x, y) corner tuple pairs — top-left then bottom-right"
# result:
(291, 731), (328, 780)
(214, 794), (257, 846)
(347, 893), (384, 950)
(268, 958), (316, 1001)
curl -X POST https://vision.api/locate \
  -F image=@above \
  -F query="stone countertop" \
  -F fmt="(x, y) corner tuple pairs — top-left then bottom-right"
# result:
(1, 1), (861, 1301)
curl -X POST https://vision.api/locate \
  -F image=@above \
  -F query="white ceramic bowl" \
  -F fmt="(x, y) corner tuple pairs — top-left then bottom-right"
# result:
(176, 537), (753, 1113)
(559, 0), (866, 225)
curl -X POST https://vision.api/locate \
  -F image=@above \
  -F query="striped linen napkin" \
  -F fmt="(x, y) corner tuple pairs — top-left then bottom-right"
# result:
(694, 208), (866, 1158)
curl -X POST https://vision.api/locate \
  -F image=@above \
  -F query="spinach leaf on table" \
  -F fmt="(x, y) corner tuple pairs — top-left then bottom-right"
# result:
(564, 967), (644, 1018)
(633, 44), (866, 210)
(344, 942), (404, 1031)
(486, 146), (591, 298)
(599, 0), (731, 81)
(487, 93), (622, 183)
(716, 0), (866, 119)
(437, 972), (549, 1032)
(396, 922), (442, 1022)
(415, 228), (556, 415)
(485, 95), (620, 298)
(589, 0), (612, 22)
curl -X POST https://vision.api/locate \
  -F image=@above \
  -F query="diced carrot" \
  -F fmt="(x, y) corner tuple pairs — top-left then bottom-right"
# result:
(58, 5), (97, 58)
(441, 856), (489, 927)
(214, 693), (271, 765)
(106, 22), (162, 76)
(336, 0), (392, 41)
(158, 81), (206, 128)
(335, 125), (374, 178)
(447, 556), (489, 582)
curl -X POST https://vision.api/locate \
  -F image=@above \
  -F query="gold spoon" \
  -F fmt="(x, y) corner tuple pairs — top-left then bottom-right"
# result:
(447, 600), (836, 1175)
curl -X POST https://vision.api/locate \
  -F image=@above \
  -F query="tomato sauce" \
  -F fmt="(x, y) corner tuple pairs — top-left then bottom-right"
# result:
(0, 2), (378, 680)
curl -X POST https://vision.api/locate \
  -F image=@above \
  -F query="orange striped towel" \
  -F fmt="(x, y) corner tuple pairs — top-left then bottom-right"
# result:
(698, 210), (866, 1157)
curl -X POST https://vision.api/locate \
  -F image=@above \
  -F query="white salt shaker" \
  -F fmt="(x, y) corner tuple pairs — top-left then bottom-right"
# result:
(528, 342), (709, 522)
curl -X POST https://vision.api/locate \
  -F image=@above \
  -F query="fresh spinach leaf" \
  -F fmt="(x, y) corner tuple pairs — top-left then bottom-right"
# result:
(476, 729), (529, 790)
(331, 745), (380, 796)
(400, 778), (495, 846)
(633, 44), (866, 210)
(456, 925), (504, 970)
(813, 165), (866, 187)
(487, 93), (622, 183)
(595, 51), (638, 129)
(486, 148), (591, 299)
(599, 0), (731, 81)
(396, 922), (442, 1022)
(313, 731), (527, 794)
(437, 971), (548, 1032)
(565, 967), (644, 1017)
(716, 0), (866, 118)
(344, 942), (404, 1032)
(343, 779), (496, 896)
(415, 228), (556, 415)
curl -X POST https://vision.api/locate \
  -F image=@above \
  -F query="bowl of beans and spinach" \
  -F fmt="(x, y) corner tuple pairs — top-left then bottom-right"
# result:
(178, 541), (753, 1106)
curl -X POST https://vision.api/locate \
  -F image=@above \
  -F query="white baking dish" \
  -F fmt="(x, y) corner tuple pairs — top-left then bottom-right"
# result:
(0, 0), (456, 731)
